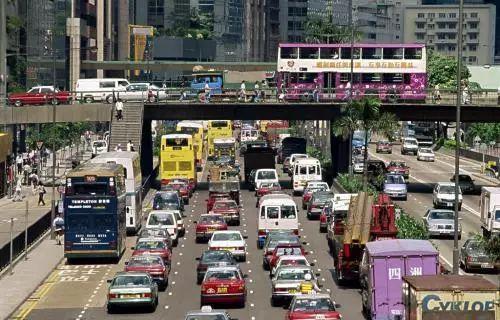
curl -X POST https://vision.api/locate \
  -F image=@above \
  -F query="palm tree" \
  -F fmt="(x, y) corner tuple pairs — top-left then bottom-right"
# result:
(332, 98), (399, 191)
(304, 16), (362, 44)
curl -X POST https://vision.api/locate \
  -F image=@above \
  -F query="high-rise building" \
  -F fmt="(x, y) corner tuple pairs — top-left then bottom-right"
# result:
(402, 3), (496, 65)
(244, 0), (280, 61)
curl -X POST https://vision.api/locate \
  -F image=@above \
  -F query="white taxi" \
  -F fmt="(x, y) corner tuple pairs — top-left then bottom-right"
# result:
(208, 231), (247, 262)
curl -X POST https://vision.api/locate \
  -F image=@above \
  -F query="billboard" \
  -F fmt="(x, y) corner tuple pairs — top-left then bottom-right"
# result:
(129, 25), (154, 77)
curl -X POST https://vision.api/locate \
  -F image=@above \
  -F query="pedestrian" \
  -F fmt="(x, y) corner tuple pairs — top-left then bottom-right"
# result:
(115, 144), (123, 152)
(53, 213), (65, 245)
(37, 183), (46, 206)
(30, 171), (39, 195)
(127, 140), (135, 152)
(204, 81), (211, 103)
(462, 81), (470, 105)
(433, 84), (441, 103)
(239, 80), (247, 102)
(345, 80), (352, 100)
(22, 162), (31, 185)
(13, 180), (23, 202)
(115, 98), (124, 120)
(254, 81), (260, 102)
(16, 154), (23, 174)
(313, 80), (320, 103)
(278, 82), (286, 103)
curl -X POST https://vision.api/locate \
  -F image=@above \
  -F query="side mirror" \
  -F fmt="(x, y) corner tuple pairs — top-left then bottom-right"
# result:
(318, 283), (323, 288)
(131, 246), (135, 250)
(243, 235), (248, 239)
(124, 261), (129, 265)
(243, 274), (248, 278)
(310, 262), (315, 267)
(315, 272), (321, 277)
(304, 251), (309, 255)
(205, 199), (208, 202)
(195, 257), (200, 261)
(193, 220), (198, 224)
(107, 279), (112, 283)
(302, 242), (308, 245)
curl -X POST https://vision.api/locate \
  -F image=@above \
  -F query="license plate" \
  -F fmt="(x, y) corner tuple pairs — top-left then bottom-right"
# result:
(207, 228), (216, 232)
(121, 294), (140, 298)
(481, 263), (494, 269)
(217, 287), (228, 293)
(288, 289), (297, 294)
(224, 247), (235, 251)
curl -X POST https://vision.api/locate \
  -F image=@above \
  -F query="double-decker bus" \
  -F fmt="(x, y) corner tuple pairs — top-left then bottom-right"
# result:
(176, 121), (204, 171)
(64, 163), (126, 260)
(277, 43), (427, 102)
(207, 120), (233, 160)
(214, 137), (236, 159)
(160, 133), (196, 189)
(90, 151), (142, 234)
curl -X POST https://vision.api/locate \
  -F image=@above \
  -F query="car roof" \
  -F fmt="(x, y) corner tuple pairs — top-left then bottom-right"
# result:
(212, 230), (242, 235)
(260, 197), (296, 206)
(428, 209), (454, 213)
(437, 182), (455, 187)
(278, 255), (307, 261)
(149, 210), (177, 215)
(114, 271), (150, 277)
(276, 265), (313, 272)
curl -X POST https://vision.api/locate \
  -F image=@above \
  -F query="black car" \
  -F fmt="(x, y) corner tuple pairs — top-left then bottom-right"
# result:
(195, 250), (238, 284)
(460, 239), (500, 272)
(450, 174), (475, 194)
(307, 191), (334, 220)
(153, 191), (184, 212)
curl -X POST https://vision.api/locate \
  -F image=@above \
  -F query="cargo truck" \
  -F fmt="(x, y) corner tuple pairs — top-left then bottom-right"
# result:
(277, 137), (306, 164)
(479, 187), (500, 237)
(402, 275), (500, 320)
(243, 145), (275, 184)
(360, 239), (439, 320)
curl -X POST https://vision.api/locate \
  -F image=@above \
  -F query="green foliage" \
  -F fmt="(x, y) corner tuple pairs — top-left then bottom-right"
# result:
(474, 234), (500, 262)
(6, 15), (23, 35)
(26, 123), (92, 151)
(396, 212), (429, 240)
(304, 15), (362, 44)
(153, 124), (177, 156)
(427, 50), (470, 89)
(306, 145), (329, 166)
(443, 139), (465, 150)
(337, 173), (378, 197)
(158, 9), (214, 40)
(466, 123), (500, 145)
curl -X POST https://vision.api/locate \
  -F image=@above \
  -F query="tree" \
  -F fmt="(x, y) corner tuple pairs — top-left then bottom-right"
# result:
(396, 212), (429, 240)
(304, 15), (361, 44)
(466, 123), (500, 145)
(332, 98), (399, 190)
(475, 234), (500, 262)
(427, 50), (470, 89)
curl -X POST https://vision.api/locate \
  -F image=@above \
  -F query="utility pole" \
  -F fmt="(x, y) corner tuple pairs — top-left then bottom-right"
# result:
(347, 0), (355, 175)
(453, 0), (464, 275)
(0, 0), (7, 107)
(50, 2), (57, 240)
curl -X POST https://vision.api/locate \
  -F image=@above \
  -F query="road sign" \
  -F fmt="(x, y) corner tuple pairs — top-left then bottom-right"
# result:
(36, 141), (43, 150)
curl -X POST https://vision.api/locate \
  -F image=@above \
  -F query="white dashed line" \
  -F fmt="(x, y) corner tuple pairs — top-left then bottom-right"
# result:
(168, 292), (173, 296)
(165, 305), (170, 309)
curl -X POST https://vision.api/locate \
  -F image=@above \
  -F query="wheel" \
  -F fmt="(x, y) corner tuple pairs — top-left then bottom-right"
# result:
(149, 297), (158, 312)
(107, 304), (115, 314)
(307, 211), (312, 220)
(50, 98), (59, 105)
(184, 198), (189, 205)
(302, 203), (306, 210)
(235, 219), (240, 226)
(83, 96), (93, 104)
(257, 241), (263, 249)
(388, 151), (392, 154)
(14, 100), (22, 107)
(240, 255), (246, 262)
(320, 227), (327, 233)
(271, 296), (279, 307)
(403, 196), (407, 201)
(173, 238), (179, 247)
(458, 205), (462, 211)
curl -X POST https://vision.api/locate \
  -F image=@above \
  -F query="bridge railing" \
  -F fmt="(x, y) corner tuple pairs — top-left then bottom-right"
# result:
(2, 87), (499, 107)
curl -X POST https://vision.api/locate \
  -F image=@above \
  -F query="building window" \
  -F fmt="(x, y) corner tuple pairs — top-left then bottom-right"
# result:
(437, 33), (446, 40)
(428, 13), (435, 18)
(470, 12), (478, 18)
(437, 22), (446, 29)
(416, 22), (425, 29)
(448, 34), (456, 40)
(448, 45), (456, 51)
(417, 13), (425, 18)
(439, 13), (446, 18)
(469, 45), (477, 51)
(469, 33), (478, 40)
(428, 24), (435, 29)
(437, 44), (445, 51)
(468, 56), (477, 63)
(416, 34), (425, 40)
(448, 22), (457, 29)
(469, 22), (478, 29)
(449, 13), (456, 18)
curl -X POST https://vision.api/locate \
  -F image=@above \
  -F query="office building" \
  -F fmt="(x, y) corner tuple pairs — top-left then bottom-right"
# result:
(402, 3), (496, 65)
(244, 0), (280, 61)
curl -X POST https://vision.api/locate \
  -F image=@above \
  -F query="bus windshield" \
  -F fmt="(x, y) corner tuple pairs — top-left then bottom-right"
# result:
(165, 138), (189, 147)
(72, 183), (108, 196)
(211, 121), (229, 128)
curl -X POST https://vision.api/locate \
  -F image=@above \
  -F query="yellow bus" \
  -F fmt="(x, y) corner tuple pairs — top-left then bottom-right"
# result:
(176, 121), (204, 170)
(160, 133), (197, 189)
(207, 120), (233, 159)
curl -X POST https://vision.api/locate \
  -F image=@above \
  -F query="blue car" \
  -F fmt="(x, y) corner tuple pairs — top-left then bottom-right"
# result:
(383, 174), (407, 200)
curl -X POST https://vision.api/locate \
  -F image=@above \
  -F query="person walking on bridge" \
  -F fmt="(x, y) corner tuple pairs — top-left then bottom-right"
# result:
(37, 183), (46, 206)
(115, 99), (124, 121)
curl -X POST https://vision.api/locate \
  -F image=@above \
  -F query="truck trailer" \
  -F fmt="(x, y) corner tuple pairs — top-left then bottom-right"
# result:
(479, 186), (500, 237)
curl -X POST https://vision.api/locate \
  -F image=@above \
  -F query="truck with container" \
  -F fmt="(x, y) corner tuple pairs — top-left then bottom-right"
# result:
(360, 239), (439, 320)
(402, 275), (500, 320)
(278, 137), (307, 164)
(479, 186), (500, 237)
(329, 193), (398, 284)
(263, 121), (289, 150)
(243, 145), (275, 183)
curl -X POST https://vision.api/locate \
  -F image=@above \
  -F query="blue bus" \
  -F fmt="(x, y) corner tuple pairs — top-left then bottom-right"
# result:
(64, 163), (126, 260)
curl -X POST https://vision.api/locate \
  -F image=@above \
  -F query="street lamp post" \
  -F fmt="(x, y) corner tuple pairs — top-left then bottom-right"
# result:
(50, 2), (57, 240)
(453, 0), (464, 275)
(347, 0), (355, 175)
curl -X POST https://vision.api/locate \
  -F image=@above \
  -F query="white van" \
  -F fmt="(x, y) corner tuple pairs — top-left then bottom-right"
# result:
(76, 78), (130, 103)
(254, 168), (279, 189)
(146, 210), (179, 246)
(240, 128), (259, 143)
(288, 153), (309, 176)
(292, 158), (322, 194)
(91, 151), (142, 233)
(257, 195), (298, 248)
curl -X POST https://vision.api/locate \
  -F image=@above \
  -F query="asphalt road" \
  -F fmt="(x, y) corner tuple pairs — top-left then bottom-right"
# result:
(369, 144), (500, 285)
(20, 164), (364, 320)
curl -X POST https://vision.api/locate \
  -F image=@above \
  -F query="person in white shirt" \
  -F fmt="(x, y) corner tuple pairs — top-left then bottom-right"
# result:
(204, 81), (211, 103)
(239, 80), (247, 102)
(127, 140), (135, 152)
(254, 81), (260, 102)
(53, 214), (65, 245)
(16, 154), (23, 173)
(115, 99), (124, 120)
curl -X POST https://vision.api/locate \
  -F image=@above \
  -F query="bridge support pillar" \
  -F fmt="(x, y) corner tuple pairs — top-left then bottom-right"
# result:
(140, 120), (153, 179)
(330, 132), (350, 178)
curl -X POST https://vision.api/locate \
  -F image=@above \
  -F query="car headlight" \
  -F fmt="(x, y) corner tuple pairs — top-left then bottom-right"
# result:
(428, 224), (438, 230)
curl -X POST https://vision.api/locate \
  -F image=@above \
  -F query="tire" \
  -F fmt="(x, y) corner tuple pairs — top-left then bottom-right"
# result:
(271, 296), (279, 307)
(257, 241), (263, 249)
(173, 238), (179, 247)
(83, 96), (93, 104)
(240, 255), (246, 262)
(403, 196), (407, 201)
(320, 226), (327, 233)
(14, 100), (22, 107)
(307, 211), (312, 220)
(149, 297), (158, 312)
(458, 205), (462, 211)
(107, 304), (115, 314)
(302, 203), (306, 210)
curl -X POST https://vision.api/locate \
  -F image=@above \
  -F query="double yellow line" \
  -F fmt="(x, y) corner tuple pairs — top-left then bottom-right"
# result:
(10, 269), (60, 320)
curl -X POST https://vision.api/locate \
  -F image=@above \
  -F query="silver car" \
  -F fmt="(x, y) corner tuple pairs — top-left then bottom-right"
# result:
(107, 272), (158, 313)
(271, 266), (321, 307)
(422, 209), (462, 239)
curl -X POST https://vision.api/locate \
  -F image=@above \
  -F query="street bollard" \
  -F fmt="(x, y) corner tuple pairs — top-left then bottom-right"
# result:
(9, 217), (14, 275)
(24, 201), (28, 261)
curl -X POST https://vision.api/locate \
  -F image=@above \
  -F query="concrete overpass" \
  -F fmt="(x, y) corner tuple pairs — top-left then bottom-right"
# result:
(2, 102), (500, 124)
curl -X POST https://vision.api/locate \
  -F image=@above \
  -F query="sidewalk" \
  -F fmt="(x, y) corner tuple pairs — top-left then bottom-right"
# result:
(0, 236), (63, 319)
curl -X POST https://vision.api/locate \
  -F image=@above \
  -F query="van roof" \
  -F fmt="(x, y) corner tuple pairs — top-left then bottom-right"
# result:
(366, 239), (438, 257)
(77, 78), (128, 81)
(403, 275), (498, 291)
(260, 197), (296, 206)
(259, 193), (291, 202)
(295, 158), (320, 164)
(177, 121), (203, 128)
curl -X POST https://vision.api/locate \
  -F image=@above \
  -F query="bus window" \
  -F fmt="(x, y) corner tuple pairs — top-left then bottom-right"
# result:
(382, 73), (403, 83)
(339, 73), (360, 83)
(165, 138), (189, 147)
(340, 47), (360, 59)
(383, 48), (403, 59)
(320, 47), (339, 59)
(404, 48), (422, 59)
(403, 74), (412, 84)
(281, 47), (298, 59)
(210, 121), (229, 128)
(300, 166), (307, 175)
(362, 47), (382, 59)
(267, 207), (279, 219)
(73, 183), (107, 196)
(300, 47), (319, 59)
(290, 73), (317, 84)
(281, 205), (296, 219)
(362, 73), (381, 83)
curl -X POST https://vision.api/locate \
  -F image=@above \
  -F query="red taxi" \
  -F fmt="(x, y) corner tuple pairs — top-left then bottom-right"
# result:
(376, 140), (392, 154)
(170, 178), (194, 195)
(9, 86), (73, 107)
(132, 238), (172, 265)
(387, 161), (409, 179)
(256, 182), (281, 197)
(195, 214), (228, 243)
(286, 294), (342, 320)
(166, 181), (191, 204)
(206, 194), (231, 213)
(269, 243), (306, 270)
(210, 200), (240, 226)
(124, 255), (170, 290)
(200, 266), (246, 308)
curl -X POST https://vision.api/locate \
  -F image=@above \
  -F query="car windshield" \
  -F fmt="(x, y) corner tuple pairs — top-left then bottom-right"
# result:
(281, 205), (297, 219)
(140, 229), (168, 238)
(205, 270), (240, 280)
(429, 211), (454, 220)
(136, 240), (166, 250)
(185, 314), (227, 320)
(202, 251), (232, 263)
(466, 241), (487, 254)
(128, 256), (163, 267)
(168, 183), (185, 190)
(257, 171), (277, 180)
(458, 175), (472, 182)
(276, 269), (312, 281)
(495, 210), (500, 221)
(276, 247), (302, 255)
(389, 161), (406, 168)
(200, 215), (225, 224)
(386, 175), (404, 184)
(313, 193), (332, 203)
(292, 298), (336, 312)
(212, 233), (242, 241)
(280, 259), (307, 267)
(260, 182), (280, 189)
(112, 275), (150, 286)
(93, 141), (105, 147)
(269, 238), (299, 250)
(148, 213), (175, 226)
(439, 186), (458, 194)
(213, 202), (238, 210)
(420, 148), (432, 153)
(153, 193), (178, 208)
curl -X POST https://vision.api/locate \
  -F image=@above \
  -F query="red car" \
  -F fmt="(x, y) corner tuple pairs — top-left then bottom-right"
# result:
(268, 243), (306, 270)
(376, 140), (392, 154)
(206, 193), (231, 213)
(286, 294), (342, 320)
(132, 238), (172, 266)
(195, 214), (228, 243)
(170, 178), (194, 195)
(256, 182), (281, 198)
(9, 86), (73, 107)
(387, 161), (410, 179)
(166, 181), (190, 204)
(210, 200), (240, 226)
(124, 255), (170, 290)
(200, 266), (246, 308)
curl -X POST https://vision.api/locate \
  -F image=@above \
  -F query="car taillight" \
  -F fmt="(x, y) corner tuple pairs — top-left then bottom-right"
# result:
(142, 292), (152, 298)
(198, 264), (207, 271)
(237, 246), (245, 250)
(258, 230), (267, 236)
(108, 293), (117, 299)
(293, 229), (299, 235)
(161, 179), (170, 186)
(274, 287), (287, 292)
(201, 285), (208, 292)
(320, 215), (327, 222)
(189, 178), (195, 184)
(64, 241), (72, 250)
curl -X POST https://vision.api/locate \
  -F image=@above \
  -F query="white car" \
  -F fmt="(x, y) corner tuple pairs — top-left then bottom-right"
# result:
(304, 181), (330, 192)
(254, 168), (279, 189)
(208, 230), (247, 261)
(433, 182), (462, 211)
(417, 147), (435, 162)
(353, 160), (364, 174)
(401, 137), (419, 155)
(270, 255), (313, 277)
(91, 140), (108, 157)
(146, 210), (179, 245)
(173, 210), (185, 237)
